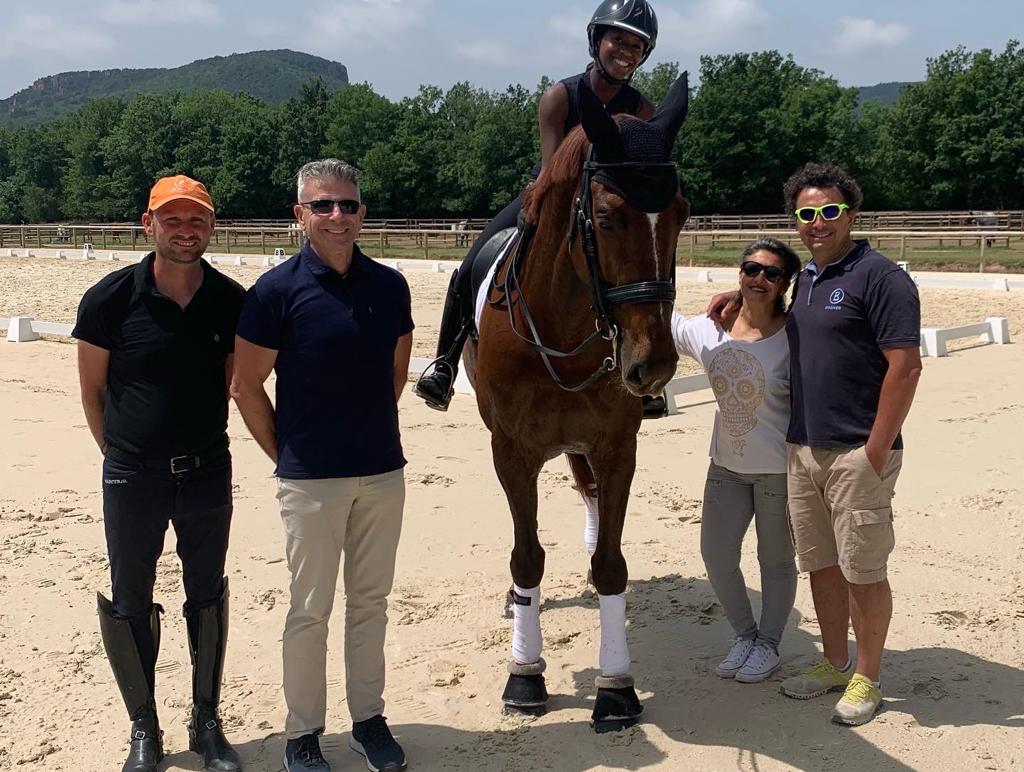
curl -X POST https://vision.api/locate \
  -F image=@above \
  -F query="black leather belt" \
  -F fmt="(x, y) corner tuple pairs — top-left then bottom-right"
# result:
(106, 438), (229, 475)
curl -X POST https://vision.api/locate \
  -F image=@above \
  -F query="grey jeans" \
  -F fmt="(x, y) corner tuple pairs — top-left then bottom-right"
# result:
(700, 462), (796, 648)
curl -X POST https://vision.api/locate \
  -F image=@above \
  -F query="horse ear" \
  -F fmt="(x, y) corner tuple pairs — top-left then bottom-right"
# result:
(577, 77), (624, 157)
(648, 71), (689, 148)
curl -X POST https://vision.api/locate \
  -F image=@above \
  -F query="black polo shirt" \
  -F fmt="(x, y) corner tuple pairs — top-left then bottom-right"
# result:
(786, 240), (920, 449)
(72, 253), (244, 457)
(236, 242), (414, 479)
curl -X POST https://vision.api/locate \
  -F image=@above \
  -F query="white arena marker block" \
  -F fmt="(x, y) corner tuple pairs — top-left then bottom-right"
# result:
(6, 317), (40, 343)
(696, 270), (712, 283)
(2, 248), (12, 257)
(897, 261), (909, 272)
(986, 317), (1010, 344)
(992, 277), (1010, 292)
(431, 261), (441, 272)
(261, 256), (271, 267)
(110, 252), (119, 261)
(273, 248), (285, 258)
(395, 261), (403, 272)
(234, 256), (244, 266)
(25, 250), (34, 257)
(56, 250), (66, 259)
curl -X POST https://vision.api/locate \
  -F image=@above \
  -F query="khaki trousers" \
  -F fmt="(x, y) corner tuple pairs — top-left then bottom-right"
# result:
(276, 468), (405, 738)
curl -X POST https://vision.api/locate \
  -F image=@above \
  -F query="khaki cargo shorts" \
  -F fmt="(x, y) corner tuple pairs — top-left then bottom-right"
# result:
(785, 443), (902, 584)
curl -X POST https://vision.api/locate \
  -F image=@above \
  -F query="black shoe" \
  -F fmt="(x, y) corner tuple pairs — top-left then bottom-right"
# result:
(349, 715), (407, 771)
(283, 734), (330, 771)
(642, 394), (669, 419)
(122, 717), (163, 772)
(414, 366), (455, 411)
(189, 705), (241, 771)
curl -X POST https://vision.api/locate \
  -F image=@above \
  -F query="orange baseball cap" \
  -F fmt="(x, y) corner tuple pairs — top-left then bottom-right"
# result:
(147, 174), (215, 212)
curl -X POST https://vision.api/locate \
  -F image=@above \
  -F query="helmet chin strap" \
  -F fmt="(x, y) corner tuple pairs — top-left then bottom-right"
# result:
(592, 56), (632, 87)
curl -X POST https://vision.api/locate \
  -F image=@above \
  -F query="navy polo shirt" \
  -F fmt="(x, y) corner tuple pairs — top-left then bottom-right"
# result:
(72, 253), (244, 457)
(236, 242), (414, 479)
(786, 240), (920, 449)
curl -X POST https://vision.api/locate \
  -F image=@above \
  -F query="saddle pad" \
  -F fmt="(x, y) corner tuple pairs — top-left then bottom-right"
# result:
(473, 228), (518, 331)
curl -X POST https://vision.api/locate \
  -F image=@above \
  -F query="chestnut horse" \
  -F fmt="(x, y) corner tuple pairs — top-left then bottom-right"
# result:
(463, 74), (691, 732)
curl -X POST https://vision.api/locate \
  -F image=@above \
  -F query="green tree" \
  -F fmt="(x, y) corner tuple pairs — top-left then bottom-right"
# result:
(874, 41), (1024, 209)
(632, 61), (681, 106)
(322, 83), (400, 169)
(60, 97), (126, 220)
(677, 51), (858, 214)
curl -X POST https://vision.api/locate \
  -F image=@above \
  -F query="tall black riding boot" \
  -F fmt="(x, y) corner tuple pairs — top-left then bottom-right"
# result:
(414, 268), (471, 411)
(185, 579), (242, 771)
(97, 593), (163, 772)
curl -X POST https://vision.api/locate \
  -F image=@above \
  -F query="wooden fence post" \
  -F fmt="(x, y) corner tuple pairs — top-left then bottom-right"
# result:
(379, 231), (385, 259)
(979, 234), (987, 272)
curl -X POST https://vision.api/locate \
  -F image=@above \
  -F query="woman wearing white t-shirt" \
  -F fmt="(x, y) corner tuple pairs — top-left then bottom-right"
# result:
(672, 238), (801, 683)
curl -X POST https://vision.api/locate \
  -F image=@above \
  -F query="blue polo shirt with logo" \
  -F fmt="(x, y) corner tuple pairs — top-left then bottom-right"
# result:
(786, 240), (920, 449)
(236, 242), (414, 479)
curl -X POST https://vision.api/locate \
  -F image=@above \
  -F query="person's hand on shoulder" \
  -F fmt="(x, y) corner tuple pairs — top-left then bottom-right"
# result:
(706, 290), (742, 324)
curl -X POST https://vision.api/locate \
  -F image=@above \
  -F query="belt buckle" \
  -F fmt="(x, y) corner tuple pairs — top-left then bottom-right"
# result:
(169, 455), (196, 475)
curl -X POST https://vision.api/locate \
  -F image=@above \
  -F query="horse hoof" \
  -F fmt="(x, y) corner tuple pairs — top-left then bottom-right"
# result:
(591, 685), (643, 733)
(502, 673), (548, 712)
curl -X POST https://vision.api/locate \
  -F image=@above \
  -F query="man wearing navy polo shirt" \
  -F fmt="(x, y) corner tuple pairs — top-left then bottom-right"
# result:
(774, 164), (922, 726)
(231, 159), (413, 772)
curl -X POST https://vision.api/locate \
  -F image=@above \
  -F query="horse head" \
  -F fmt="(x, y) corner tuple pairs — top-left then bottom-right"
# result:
(576, 73), (691, 397)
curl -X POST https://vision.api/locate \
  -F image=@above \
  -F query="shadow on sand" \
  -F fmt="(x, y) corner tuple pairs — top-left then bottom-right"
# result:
(167, 574), (1022, 771)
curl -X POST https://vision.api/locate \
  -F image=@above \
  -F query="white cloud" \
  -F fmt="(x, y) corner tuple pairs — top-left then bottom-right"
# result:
(303, 0), (429, 54)
(832, 17), (911, 55)
(548, 9), (590, 42)
(656, 0), (769, 53)
(454, 41), (518, 68)
(98, 0), (222, 26)
(0, 12), (114, 62)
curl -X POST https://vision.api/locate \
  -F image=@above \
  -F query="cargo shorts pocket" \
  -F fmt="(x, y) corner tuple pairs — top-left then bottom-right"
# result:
(844, 506), (895, 577)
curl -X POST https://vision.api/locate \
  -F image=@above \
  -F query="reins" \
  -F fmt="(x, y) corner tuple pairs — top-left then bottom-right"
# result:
(490, 146), (677, 392)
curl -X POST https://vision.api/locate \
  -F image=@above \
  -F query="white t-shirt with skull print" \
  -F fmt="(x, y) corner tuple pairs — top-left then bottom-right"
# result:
(671, 312), (790, 475)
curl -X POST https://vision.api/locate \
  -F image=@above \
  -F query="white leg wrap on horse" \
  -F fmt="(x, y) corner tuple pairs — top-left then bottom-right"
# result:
(511, 584), (542, 664)
(583, 495), (599, 555)
(598, 592), (630, 677)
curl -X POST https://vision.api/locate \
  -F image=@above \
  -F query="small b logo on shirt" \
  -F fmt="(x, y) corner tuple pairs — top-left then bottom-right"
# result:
(829, 288), (845, 305)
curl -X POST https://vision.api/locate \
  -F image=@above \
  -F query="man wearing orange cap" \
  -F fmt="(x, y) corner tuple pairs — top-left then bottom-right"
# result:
(73, 175), (245, 772)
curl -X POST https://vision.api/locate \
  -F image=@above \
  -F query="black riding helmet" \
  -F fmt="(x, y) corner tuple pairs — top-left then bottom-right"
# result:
(587, 0), (659, 81)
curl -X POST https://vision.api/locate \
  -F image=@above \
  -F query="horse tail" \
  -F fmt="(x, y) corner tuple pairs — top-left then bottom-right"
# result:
(565, 453), (597, 497)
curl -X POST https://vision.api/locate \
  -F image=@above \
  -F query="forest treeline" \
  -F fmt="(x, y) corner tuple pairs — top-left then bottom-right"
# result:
(0, 42), (1021, 222)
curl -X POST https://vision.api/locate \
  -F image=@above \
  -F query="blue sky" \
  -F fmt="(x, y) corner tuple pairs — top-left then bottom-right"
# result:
(1, 0), (1020, 100)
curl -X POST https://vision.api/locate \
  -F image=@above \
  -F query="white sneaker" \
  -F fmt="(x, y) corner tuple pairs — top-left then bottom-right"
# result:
(714, 638), (755, 678)
(735, 641), (781, 683)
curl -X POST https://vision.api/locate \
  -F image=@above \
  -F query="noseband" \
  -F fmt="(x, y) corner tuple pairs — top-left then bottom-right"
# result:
(496, 145), (677, 392)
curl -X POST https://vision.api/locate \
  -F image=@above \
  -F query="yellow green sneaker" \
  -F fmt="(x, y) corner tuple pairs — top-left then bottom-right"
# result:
(832, 674), (883, 725)
(780, 658), (853, 699)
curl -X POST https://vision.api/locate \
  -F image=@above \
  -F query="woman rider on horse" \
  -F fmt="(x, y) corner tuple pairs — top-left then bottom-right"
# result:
(414, 0), (662, 412)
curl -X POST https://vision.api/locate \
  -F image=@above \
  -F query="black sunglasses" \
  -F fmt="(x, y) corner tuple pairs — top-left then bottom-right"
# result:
(740, 261), (786, 282)
(300, 199), (361, 215)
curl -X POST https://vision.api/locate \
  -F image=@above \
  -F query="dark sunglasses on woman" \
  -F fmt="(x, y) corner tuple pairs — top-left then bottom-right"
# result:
(740, 261), (786, 282)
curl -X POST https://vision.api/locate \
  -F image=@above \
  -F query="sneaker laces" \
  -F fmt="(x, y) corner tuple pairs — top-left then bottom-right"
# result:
(841, 677), (876, 705)
(806, 659), (843, 678)
(358, 715), (394, 748)
(744, 642), (776, 670)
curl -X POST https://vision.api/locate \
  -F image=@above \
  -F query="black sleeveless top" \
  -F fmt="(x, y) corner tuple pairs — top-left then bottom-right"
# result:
(559, 68), (644, 135)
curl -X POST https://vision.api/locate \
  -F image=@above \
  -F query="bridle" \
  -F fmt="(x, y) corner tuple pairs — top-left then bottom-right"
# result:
(494, 146), (677, 392)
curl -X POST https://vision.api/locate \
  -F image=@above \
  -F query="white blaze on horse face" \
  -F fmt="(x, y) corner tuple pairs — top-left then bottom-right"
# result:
(647, 213), (661, 278)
